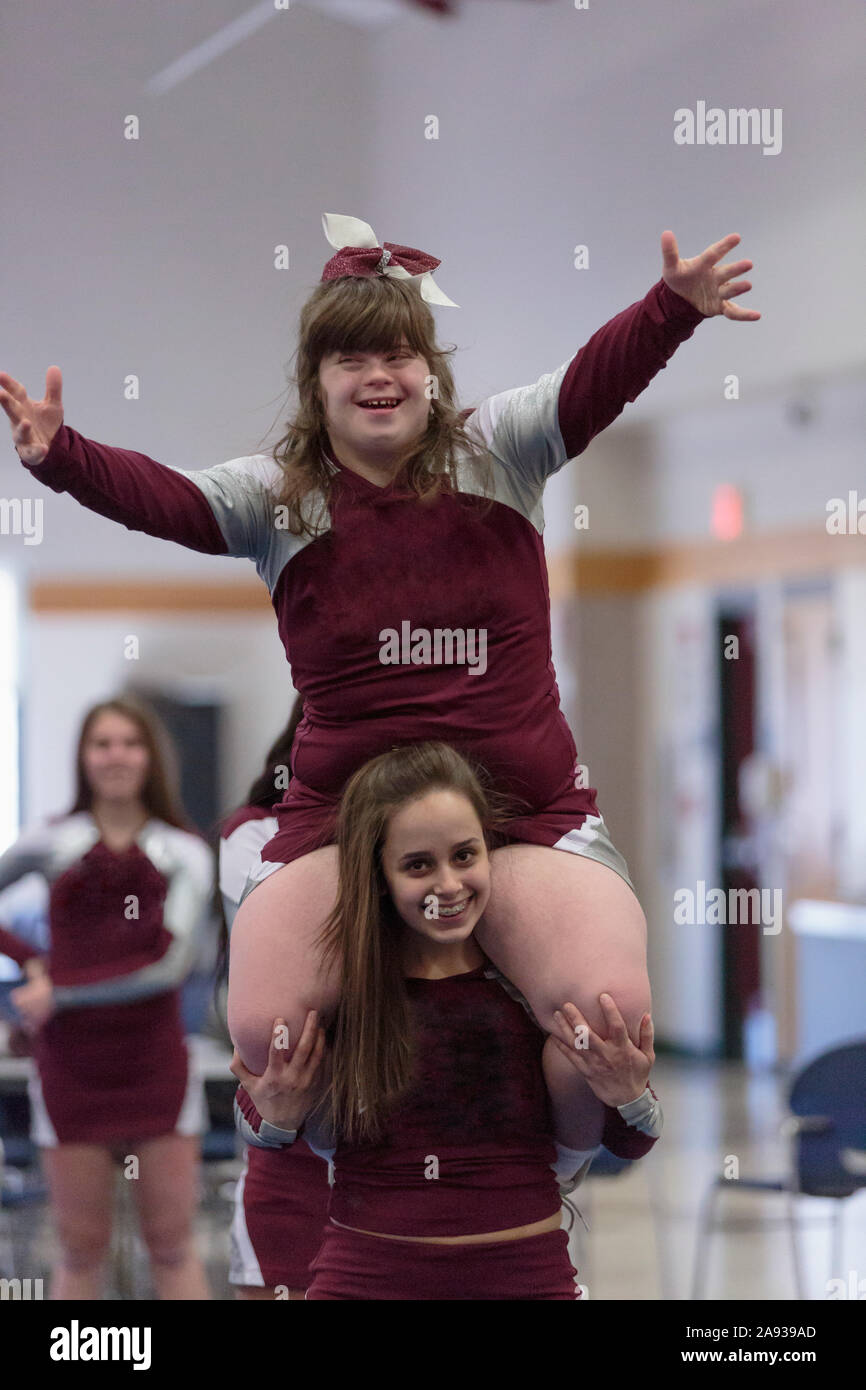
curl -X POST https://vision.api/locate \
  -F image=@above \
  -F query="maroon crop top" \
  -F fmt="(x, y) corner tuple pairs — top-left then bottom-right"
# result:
(325, 964), (658, 1237)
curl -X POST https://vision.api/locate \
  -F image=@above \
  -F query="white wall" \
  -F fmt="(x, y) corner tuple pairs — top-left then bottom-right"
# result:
(363, 0), (865, 420)
(22, 614), (291, 828)
(1, 2), (368, 583)
(836, 569), (866, 900)
(634, 585), (721, 1052)
(1, 0), (863, 586)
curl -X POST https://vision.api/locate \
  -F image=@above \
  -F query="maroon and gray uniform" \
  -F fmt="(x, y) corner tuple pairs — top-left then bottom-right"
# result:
(0, 814), (213, 1145)
(220, 804), (331, 1290)
(236, 962), (661, 1300)
(22, 281), (705, 905)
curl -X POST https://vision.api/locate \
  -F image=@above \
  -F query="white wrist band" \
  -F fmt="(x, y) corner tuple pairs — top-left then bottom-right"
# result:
(616, 1087), (663, 1138)
(257, 1118), (300, 1145)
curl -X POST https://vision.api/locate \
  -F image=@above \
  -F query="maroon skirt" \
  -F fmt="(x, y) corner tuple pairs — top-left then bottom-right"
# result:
(230, 1142), (332, 1289)
(306, 1222), (581, 1301)
(31, 991), (196, 1146)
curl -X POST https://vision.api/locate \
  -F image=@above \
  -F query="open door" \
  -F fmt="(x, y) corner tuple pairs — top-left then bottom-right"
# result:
(716, 608), (761, 1060)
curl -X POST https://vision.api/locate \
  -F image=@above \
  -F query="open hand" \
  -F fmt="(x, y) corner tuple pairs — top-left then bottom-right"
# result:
(230, 1009), (327, 1133)
(550, 993), (654, 1107)
(0, 366), (64, 465)
(661, 231), (760, 321)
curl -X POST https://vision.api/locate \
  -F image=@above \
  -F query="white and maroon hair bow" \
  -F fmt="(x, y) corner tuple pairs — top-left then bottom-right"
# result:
(320, 213), (459, 307)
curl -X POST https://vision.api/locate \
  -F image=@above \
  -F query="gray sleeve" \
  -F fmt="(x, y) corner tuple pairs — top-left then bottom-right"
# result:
(183, 452), (324, 595)
(0, 824), (53, 894)
(233, 1094), (299, 1150)
(617, 1087), (664, 1138)
(218, 818), (278, 934)
(466, 361), (571, 505)
(52, 831), (214, 1009)
(179, 454), (281, 562)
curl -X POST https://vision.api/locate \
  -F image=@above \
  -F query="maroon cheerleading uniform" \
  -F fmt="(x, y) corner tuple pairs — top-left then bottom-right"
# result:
(220, 804), (331, 1290)
(0, 814), (213, 1145)
(236, 962), (660, 1300)
(22, 281), (705, 897)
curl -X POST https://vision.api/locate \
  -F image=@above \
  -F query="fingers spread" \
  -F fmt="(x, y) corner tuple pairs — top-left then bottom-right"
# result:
(705, 233), (741, 262)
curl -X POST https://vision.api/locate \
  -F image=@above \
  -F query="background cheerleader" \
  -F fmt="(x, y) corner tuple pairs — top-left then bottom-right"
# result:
(218, 698), (331, 1301)
(232, 741), (662, 1301)
(0, 696), (214, 1299)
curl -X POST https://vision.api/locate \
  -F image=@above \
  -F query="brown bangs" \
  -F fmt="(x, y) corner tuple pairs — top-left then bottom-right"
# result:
(306, 276), (431, 361)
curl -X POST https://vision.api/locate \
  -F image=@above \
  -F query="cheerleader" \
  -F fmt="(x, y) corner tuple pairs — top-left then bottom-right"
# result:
(218, 698), (331, 1301)
(0, 217), (757, 1157)
(0, 697), (214, 1299)
(231, 741), (662, 1300)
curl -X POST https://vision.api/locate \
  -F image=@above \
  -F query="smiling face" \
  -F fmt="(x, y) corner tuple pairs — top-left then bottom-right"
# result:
(317, 339), (431, 469)
(81, 710), (150, 806)
(379, 788), (491, 949)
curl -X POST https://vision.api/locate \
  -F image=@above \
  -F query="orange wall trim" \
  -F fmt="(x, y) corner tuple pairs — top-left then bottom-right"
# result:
(548, 526), (866, 599)
(29, 580), (272, 614)
(28, 526), (866, 612)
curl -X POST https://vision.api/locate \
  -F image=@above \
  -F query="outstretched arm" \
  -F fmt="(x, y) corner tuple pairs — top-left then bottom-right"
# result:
(473, 231), (758, 497)
(0, 367), (276, 559)
(557, 230), (758, 459)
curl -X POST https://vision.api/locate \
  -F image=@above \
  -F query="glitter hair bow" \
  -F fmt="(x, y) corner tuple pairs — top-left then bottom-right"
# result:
(320, 213), (459, 307)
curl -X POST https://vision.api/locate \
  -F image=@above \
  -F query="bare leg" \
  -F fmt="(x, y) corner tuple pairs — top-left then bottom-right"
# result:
(475, 846), (650, 1150)
(228, 846), (341, 1074)
(132, 1133), (211, 1299)
(226, 840), (649, 1152)
(41, 1143), (115, 1299)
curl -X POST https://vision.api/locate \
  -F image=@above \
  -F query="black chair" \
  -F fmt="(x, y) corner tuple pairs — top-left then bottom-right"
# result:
(691, 1038), (866, 1299)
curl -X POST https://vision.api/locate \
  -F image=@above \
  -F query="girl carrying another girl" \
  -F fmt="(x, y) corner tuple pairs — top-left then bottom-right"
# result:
(232, 742), (662, 1301)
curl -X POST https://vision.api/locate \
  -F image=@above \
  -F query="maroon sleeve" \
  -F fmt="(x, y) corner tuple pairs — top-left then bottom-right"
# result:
(0, 925), (41, 969)
(557, 279), (705, 458)
(20, 424), (228, 554)
(601, 1085), (661, 1160)
(235, 1084), (265, 1134)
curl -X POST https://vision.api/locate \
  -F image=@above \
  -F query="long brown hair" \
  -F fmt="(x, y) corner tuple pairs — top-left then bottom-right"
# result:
(314, 741), (526, 1145)
(257, 275), (496, 537)
(66, 695), (192, 831)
